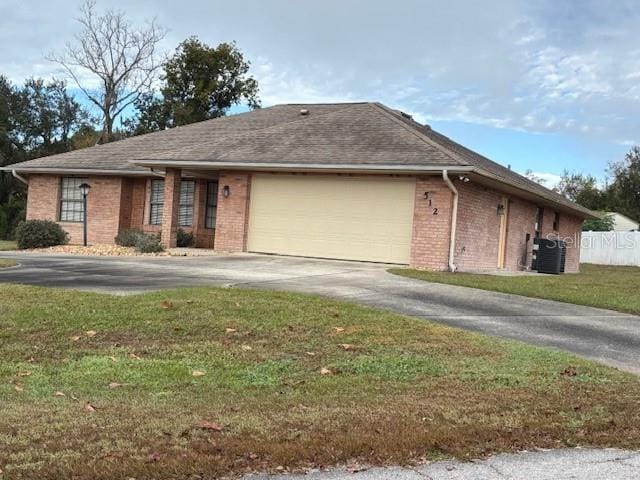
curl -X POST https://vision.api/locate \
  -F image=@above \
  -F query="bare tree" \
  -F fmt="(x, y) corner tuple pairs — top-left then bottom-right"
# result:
(48, 0), (165, 143)
(523, 169), (548, 186)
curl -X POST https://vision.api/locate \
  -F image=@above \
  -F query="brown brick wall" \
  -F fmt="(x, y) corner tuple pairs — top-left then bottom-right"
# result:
(26, 174), (125, 245)
(409, 177), (453, 270)
(504, 198), (537, 270)
(452, 182), (582, 272)
(214, 171), (251, 253)
(160, 168), (181, 248)
(539, 209), (582, 273)
(25, 172), (583, 271)
(26, 174), (59, 222)
(453, 181), (503, 271)
(557, 215), (582, 273)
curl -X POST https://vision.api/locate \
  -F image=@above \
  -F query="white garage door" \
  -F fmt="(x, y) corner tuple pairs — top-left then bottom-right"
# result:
(247, 174), (415, 264)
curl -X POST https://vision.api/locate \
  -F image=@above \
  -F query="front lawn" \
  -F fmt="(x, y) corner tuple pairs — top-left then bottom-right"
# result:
(0, 259), (17, 268)
(0, 240), (17, 251)
(390, 264), (640, 315)
(2, 285), (640, 479)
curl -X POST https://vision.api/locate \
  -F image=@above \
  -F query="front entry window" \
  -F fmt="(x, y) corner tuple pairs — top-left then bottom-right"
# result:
(59, 177), (88, 222)
(149, 179), (165, 225)
(179, 180), (195, 227)
(205, 181), (218, 229)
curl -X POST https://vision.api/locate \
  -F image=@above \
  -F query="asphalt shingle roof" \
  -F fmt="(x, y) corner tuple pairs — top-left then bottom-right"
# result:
(3, 101), (593, 217)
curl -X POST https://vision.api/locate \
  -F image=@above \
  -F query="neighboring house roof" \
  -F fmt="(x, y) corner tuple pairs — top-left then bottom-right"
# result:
(1, 101), (595, 218)
(607, 212), (640, 231)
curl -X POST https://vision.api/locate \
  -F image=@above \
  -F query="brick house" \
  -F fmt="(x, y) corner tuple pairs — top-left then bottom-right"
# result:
(1, 102), (596, 272)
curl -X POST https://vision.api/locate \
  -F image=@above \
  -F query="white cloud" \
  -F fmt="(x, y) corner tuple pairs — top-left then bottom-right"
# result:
(1, 0), (638, 147)
(520, 171), (562, 189)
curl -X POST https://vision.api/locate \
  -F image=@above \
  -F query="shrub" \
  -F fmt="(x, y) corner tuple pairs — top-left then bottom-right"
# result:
(115, 228), (143, 247)
(134, 233), (163, 253)
(15, 220), (69, 249)
(177, 228), (194, 248)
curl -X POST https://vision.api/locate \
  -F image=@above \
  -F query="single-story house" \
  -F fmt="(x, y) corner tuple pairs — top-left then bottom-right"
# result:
(1, 102), (596, 272)
(606, 212), (639, 232)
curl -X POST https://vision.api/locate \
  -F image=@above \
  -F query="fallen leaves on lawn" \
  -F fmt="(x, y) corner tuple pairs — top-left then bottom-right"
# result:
(13, 385), (23, 393)
(85, 330), (97, 337)
(84, 402), (97, 413)
(347, 463), (368, 473)
(197, 420), (223, 432)
(129, 353), (142, 360)
(69, 335), (81, 342)
(337, 344), (354, 351)
(192, 370), (206, 377)
(305, 352), (316, 357)
(241, 345), (252, 351)
(320, 367), (334, 375)
(53, 391), (66, 397)
(160, 300), (173, 310)
(562, 366), (578, 377)
(225, 327), (237, 333)
(16, 371), (32, 377)
(108, 356), (118, 362)
(147, 452), (161, 462)
(108, 382), (123, 389)
(333, 327), (345, 333)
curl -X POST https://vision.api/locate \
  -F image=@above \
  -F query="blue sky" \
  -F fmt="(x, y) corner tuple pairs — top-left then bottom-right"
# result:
(1, 0), (638, 186)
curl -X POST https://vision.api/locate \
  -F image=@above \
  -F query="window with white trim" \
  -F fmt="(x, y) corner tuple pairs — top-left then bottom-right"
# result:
(59, 177), (88, 222)
(179, 180), (195, 227)
(149, 179), (164, 225)
(205, 181), (218, 229)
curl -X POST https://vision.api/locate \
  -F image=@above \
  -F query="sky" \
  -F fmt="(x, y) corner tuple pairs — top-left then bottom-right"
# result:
(1, 0), (638, 186)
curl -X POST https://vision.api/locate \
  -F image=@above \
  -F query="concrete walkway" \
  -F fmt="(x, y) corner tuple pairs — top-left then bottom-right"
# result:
(244, 448), (640, 480)
(1, 252), (640, 373)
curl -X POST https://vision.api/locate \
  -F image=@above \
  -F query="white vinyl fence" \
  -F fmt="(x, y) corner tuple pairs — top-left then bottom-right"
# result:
(580, 231), (640, 266)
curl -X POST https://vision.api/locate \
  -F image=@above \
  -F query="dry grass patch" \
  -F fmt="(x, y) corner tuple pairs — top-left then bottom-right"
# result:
(0, 258), (17, 268)
(0, 240), (17, 251)
(1, 284), (640, 479)
(390, 263), (640, 315)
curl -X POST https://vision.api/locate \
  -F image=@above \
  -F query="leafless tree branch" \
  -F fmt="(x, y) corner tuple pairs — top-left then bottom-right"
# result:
(47, 0), (166, 143)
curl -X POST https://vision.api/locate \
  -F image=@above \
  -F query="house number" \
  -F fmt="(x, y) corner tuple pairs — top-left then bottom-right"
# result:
(433, 208), (439, 215)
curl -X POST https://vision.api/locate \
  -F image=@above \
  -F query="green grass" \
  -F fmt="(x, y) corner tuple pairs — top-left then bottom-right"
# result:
(2, 285), (640, 479)
(0, 240), (17, 251)
(0, 259), (17, 268)
(390, 264), (640, 315)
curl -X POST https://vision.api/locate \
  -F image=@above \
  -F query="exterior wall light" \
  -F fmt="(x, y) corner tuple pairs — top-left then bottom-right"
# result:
(223, 185), (230, 198)
(497, 203), (506, 216)
(79, 182), (91, 246)
(458, 175), (470, 182)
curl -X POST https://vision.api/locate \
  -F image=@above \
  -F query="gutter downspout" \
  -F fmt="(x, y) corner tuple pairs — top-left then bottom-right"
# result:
(11, 170), (28, 185)
(442, 170), (458, 272)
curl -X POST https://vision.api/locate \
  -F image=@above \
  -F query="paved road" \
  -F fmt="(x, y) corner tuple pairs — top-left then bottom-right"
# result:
(1, 252), (640, 373)
(243, 448), (640, 480)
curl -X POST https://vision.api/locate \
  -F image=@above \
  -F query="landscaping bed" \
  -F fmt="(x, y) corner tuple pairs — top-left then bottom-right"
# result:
(19, 244), (219, 257)
(26, 244), (166, 256)
(390, 263), (640, 316)
(2, 284), (640, 479)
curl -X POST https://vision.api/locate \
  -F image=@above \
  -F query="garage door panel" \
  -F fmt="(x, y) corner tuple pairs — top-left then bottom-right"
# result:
(247, 175), (415, 264)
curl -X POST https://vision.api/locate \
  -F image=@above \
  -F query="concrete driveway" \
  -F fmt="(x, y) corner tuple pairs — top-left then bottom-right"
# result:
(1, 251), (640, 373)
